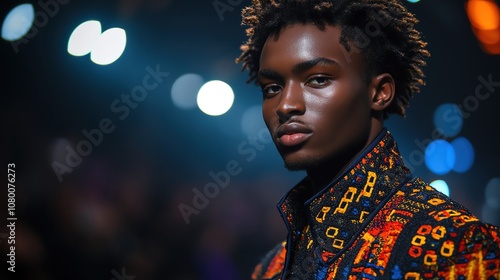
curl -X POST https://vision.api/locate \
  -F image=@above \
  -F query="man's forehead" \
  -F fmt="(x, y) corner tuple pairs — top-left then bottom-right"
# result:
(259, 24), (365, 72)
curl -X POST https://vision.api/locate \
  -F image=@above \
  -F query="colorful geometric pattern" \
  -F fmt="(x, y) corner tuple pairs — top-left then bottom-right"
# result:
(252, 129), (500, 280)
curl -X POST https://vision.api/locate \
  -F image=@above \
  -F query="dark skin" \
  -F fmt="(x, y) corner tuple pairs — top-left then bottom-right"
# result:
(258, 24), (395, 194)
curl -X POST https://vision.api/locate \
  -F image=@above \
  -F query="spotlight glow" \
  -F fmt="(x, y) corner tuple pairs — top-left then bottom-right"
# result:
(430, 180), (450, 197)
(90, 28), (127, 65)
(425, 140), (456, 175)
(1, 4), (35, 41)
(67, 20), (102, 56)
(197, 80), (234, 116)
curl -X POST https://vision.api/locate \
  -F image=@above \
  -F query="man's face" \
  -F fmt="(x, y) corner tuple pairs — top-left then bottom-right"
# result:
(259, 24), (374, 171)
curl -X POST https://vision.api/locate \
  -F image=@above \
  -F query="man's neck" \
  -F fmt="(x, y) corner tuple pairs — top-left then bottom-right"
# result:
(306, 145), (363, 194)
(307, 122), (384, 194)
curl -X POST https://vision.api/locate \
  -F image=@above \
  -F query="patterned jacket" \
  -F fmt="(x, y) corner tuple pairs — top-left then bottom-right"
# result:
(252, 129), (500, 280)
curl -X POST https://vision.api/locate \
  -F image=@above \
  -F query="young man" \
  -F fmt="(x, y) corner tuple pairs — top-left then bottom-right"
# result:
(236, 0), (500, 279)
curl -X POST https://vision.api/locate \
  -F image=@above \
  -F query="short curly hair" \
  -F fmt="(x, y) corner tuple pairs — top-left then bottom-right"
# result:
(236, 0), (430, 118)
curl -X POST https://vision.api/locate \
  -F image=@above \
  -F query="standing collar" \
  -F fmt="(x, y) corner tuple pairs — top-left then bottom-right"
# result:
(277, 129), (413, 255)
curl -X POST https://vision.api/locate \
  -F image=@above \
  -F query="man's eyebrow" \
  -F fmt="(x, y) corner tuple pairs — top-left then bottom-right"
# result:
(258, 57), (338, 83)
(292, 57), (339, 75)
(258, 69), (284, 84)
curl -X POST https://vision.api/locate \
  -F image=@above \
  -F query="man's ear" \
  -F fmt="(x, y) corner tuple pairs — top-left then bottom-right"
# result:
(369, 73), (395, 112)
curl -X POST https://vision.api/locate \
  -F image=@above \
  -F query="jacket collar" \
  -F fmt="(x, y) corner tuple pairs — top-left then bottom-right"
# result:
(277, 129), (413, 256)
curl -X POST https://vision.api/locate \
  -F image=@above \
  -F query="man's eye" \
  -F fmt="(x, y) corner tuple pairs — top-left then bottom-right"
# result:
(262, 85), (282, 96)
(308, 77), (331, 86)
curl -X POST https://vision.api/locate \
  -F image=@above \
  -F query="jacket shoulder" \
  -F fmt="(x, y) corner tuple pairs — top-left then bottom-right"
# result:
(387, 178), (500, 278)
(252, 241), (286, 280)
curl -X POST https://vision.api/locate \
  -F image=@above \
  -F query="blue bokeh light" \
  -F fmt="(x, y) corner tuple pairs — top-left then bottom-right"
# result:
(425, 139), (456, 175)
(1, 4), (35, 41)
(430, 180), (450, 197)
(451, 137), (475, 173)
(171, 73), (205, 110)
(433, 103), (463, 138)
(485, 178), (500, 208)
(241, 105), (265, 137)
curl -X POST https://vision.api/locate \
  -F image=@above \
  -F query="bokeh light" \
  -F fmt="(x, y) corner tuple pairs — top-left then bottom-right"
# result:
(67, 20), (102, 56)
(482, 204), (500, 226)
(466, 0), (500, 54)
(451, 137), (475, 173)
(475, 28), (500, 44)
(485, 177), (500, 208)
(425, 140), (456, 175)
(481, 40), (500, 54)
(171, 73), (205, 110)
(467, 0), (500, 30)
(433, 103), (463, 138)
(197, 80), (234, 116)
(1, 4), (35, 41)
(430, 180), (450, 197)
(241, 105), (265, 136)
(90, 28), (127, 65)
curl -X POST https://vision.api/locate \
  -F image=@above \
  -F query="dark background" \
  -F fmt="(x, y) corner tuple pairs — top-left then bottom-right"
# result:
(1, 0), (499, 279)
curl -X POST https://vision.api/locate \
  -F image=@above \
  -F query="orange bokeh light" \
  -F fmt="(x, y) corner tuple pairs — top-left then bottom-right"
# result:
(475, 28), (500, 44)
(467, 0), (500, 54)
(481, 41), (500, 54)
(467, 0), (500, 30)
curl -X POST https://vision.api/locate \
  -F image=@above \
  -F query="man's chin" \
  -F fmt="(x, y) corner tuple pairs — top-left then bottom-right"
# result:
(283, 156), (320, 171)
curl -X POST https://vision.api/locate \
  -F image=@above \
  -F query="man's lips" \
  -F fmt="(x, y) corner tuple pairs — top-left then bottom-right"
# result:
(276, 123), (312, 147)
(279, 133), (311, 147)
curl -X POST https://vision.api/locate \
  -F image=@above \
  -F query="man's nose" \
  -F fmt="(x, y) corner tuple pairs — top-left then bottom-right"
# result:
(276, 82), (305, 122)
